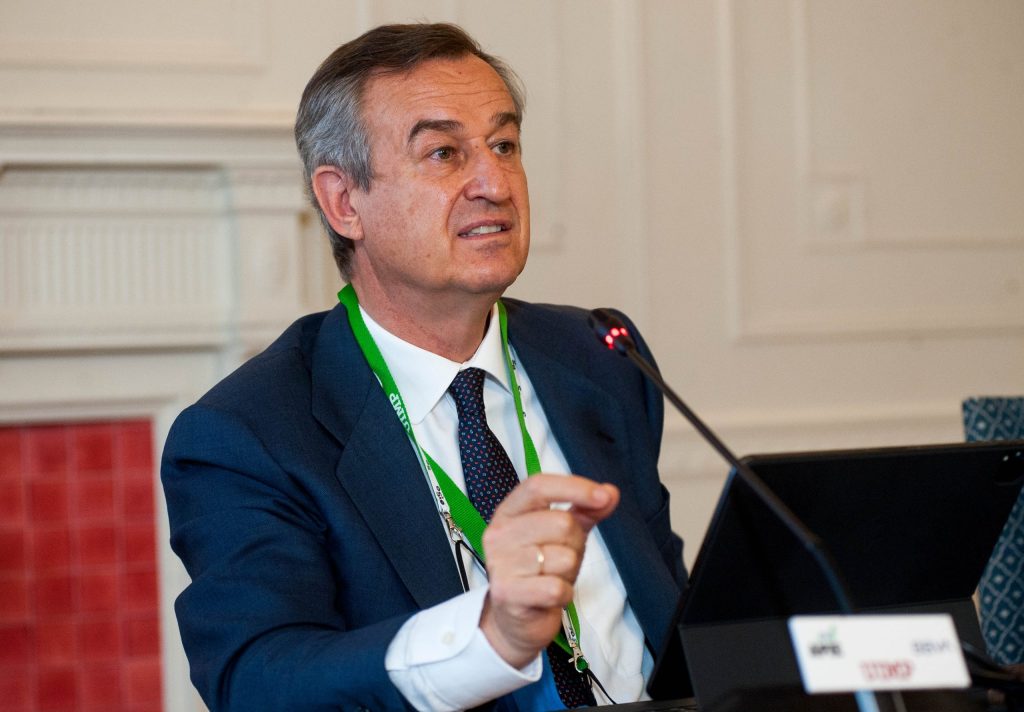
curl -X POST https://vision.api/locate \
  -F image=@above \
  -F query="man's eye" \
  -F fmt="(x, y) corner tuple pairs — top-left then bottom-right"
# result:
(493, 140), (517, 155)
(431, 147), (456, 161)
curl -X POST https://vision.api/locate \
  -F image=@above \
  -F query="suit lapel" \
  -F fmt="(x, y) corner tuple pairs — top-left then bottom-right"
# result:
(310, 305), (463, 609)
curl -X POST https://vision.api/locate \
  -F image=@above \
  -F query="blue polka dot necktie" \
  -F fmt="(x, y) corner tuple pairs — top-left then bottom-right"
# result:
(448, 367), (596, 708)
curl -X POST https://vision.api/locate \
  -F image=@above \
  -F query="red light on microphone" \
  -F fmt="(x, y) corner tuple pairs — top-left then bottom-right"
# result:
(604, 327), (631, 350)
(589, 309), (635, 355)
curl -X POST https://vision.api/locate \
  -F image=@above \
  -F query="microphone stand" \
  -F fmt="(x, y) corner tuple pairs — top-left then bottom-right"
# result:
(589, 309), (904, 712)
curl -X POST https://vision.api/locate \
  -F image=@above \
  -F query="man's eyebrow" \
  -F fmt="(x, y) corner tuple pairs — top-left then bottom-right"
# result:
(492, 111), (521, 130)
(407, 119), (463, 145)
(406, 112), (521, 146)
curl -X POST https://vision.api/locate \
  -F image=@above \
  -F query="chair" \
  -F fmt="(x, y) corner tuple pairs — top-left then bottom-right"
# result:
(963, 396), (1024, 664)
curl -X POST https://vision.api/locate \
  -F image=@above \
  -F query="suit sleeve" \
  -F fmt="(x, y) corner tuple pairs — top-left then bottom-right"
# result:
(162, 402), (414, 712)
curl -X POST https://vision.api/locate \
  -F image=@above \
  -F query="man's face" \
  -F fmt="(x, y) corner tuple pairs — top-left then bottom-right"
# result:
(346, 54), (530, 309)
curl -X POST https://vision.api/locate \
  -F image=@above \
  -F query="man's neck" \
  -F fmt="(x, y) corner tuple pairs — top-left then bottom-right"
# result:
(349, 280), (497, 363)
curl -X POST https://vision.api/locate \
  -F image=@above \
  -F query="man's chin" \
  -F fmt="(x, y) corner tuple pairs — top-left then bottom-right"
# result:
(456, 262), (526, 297)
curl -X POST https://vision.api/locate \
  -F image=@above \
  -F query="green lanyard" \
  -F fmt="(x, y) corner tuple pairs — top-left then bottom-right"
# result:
(337, 284), (588, 670)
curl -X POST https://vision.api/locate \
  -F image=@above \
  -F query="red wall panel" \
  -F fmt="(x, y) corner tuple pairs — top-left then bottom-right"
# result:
(0, 420), (162, 712)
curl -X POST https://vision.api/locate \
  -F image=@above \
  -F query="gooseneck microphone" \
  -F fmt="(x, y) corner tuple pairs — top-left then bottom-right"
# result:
(589, 309), (910, 711)
(588, 308), (856, 614)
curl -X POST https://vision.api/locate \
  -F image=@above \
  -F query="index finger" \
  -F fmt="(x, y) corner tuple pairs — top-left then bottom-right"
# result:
(496, 474), (619, 521)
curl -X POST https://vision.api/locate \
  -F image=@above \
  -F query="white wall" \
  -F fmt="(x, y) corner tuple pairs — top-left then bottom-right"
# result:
(2, 2), (1022, 709)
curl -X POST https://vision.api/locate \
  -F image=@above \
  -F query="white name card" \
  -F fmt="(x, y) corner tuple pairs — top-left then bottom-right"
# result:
(788, 614), (970, 693)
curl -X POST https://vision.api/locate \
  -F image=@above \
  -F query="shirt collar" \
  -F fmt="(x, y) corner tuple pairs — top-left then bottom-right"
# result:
(359, 303), (512, 424)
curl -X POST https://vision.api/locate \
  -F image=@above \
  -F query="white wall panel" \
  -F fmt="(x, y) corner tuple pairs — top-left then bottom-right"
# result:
(732, 0), (1024, 340)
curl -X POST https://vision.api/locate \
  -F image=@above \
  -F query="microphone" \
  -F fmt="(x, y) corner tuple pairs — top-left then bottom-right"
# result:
(588, 308), (856, 613)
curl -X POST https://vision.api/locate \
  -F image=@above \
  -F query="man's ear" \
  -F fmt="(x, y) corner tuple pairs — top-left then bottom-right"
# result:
(311, 166), (364, 241)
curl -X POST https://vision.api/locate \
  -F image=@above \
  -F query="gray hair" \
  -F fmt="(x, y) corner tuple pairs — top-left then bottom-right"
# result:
(294, 23), (526, 279)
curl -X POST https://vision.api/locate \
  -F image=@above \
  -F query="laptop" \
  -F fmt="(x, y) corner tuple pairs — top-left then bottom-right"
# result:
(647, 440), (1024, 710)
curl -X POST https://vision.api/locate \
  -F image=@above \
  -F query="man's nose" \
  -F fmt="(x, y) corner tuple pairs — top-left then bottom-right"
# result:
(463, 146), (513, 203)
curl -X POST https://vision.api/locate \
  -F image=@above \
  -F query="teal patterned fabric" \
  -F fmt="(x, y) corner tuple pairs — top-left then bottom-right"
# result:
(964, 397), (1024, 664)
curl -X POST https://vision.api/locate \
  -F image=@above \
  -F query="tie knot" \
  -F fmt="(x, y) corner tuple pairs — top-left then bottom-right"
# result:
(448, 367), (487, 419)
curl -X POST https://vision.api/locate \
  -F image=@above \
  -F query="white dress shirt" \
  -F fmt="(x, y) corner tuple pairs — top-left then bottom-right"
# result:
(369, 304), (652, 711)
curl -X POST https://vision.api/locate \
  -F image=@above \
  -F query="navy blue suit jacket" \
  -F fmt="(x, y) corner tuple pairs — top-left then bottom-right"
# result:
(162, 299), (687, 711)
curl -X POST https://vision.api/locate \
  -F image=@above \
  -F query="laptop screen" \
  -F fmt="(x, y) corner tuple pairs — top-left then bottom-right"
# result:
(682, 440), (1024, 625)
(649, 440), (1024, 704)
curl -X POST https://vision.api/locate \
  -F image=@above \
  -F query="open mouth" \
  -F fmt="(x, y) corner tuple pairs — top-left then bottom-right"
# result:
(458, 223), (510, 237)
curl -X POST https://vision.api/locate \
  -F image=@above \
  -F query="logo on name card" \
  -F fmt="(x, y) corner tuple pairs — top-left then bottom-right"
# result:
(809, 626), (843, 657)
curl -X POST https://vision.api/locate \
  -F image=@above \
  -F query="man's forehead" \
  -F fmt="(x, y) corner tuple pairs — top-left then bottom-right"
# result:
(363, 56), (517, 129)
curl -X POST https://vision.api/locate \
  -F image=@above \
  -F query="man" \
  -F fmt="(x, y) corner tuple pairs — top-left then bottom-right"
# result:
(162, 23), (686, 711)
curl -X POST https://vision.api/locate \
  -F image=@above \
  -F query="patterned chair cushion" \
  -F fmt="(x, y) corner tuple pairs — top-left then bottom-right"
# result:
(964, 397), (1024, 664)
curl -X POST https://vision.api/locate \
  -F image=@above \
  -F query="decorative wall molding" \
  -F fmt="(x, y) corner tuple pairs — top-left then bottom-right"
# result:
(659, 401), (962, 481)
(0, 1), (269, 71)
(0, 121), (299, 166)
(722, 0), (1024, 343)
(608, 0), (651, 328)
(717, 0), (743, 343)
(0, 211), (232, 350)
(0, 165), (228, 214)
(791, 0), (1024, 251)
(733, 302), (1024, 341)
(0, 122), (310, 354)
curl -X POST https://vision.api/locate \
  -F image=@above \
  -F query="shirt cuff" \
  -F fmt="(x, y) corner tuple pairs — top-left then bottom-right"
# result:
(385, 585), (543, 711)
